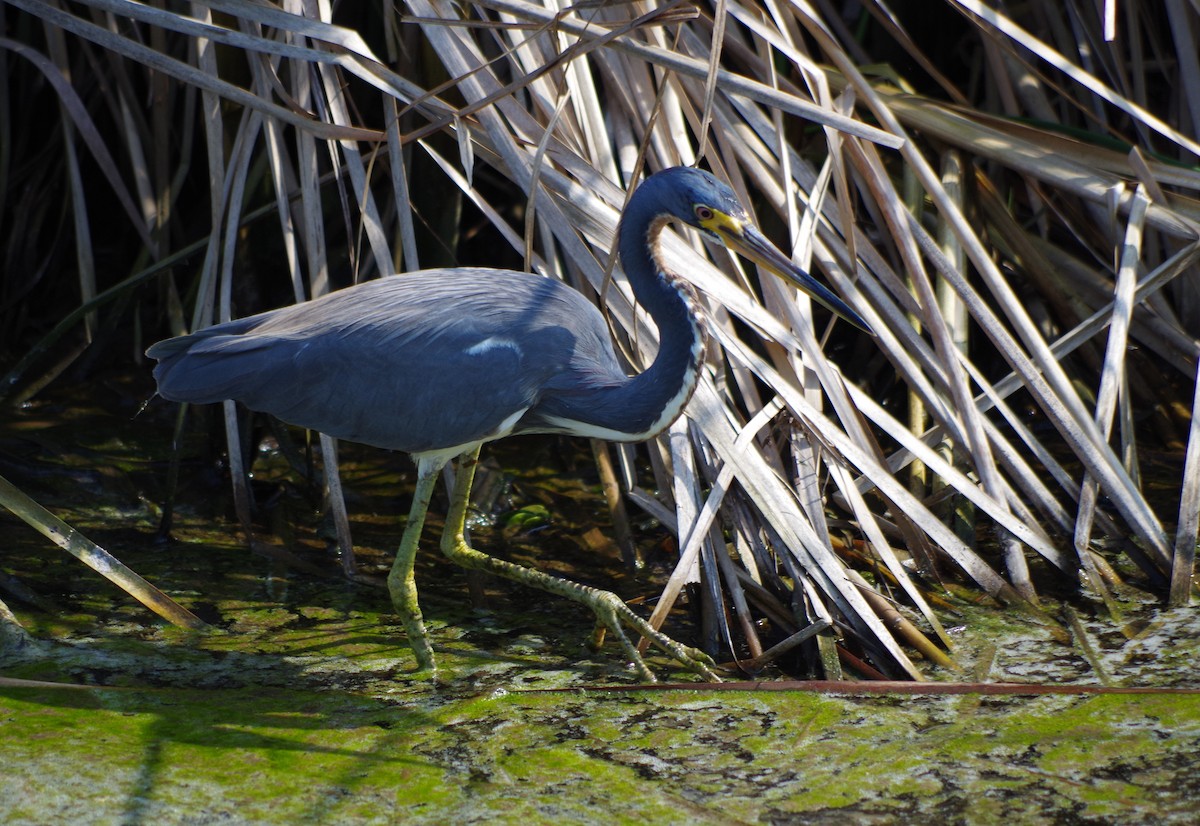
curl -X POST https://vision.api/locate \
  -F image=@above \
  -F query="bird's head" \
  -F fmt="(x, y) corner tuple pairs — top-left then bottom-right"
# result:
(644, 166), (873, 335)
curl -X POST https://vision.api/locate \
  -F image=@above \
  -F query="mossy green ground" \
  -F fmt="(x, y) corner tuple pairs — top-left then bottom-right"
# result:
(3, 376), (1200, 823)
(6, 620), (1200, 825)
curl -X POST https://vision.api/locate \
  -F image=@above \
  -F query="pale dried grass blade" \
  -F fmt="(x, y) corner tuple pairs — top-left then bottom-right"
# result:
(10, 0), (381, 142)
(0, 34), (154, 252)
(953, 0), (1200, 158)
(0, 474), (206, 629)
(1171, 368), (1200, 605)
(1073, 187), (1150, 590)
(690, 380), (925, 679)
(483, 0), (904, 148)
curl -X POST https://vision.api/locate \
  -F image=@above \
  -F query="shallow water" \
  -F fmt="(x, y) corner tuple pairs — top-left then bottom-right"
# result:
(3, 373), (1200, 823)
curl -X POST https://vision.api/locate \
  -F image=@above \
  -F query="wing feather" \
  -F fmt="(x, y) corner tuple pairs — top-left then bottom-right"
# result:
(148, 270), (625, 452)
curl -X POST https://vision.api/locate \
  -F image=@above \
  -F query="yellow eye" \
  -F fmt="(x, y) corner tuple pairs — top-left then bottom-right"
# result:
(694, 205), (714, 221)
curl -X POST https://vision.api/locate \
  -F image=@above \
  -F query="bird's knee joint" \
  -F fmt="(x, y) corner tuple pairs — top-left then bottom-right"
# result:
(439, 535), (468, 561)
(593, 590), (630, 617)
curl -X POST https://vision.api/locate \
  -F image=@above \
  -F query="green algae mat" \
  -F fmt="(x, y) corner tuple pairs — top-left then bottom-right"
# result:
(6, 572), (1200, 824)
(5, 628), (1200, 824)
(4, 658), (1200, 823)
(4, 381), (1200, 823)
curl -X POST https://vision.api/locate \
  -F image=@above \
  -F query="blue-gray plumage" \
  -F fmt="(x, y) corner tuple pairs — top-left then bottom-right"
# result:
(147, 166), (870, 683)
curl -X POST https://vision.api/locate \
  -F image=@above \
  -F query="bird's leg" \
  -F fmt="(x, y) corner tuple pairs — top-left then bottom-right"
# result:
(440, 446), (719, 683)
(387, 456), (446, 672)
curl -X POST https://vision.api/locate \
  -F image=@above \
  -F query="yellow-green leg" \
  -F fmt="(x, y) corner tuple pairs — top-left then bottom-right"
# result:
(440, 446), (719, 683)
(386, 456), (445, 672)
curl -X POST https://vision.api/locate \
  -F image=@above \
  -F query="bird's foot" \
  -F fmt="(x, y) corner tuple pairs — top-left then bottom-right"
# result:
(406, 631), (437, 674)
(589, 591), (720, 683)
(395, 612), (437, 674)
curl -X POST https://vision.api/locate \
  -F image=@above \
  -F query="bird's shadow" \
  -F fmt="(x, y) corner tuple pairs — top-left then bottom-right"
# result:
(0, 630), (457, 826)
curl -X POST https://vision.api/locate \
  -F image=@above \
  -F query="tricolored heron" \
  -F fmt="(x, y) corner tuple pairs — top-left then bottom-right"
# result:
(147, 166), (870, 682)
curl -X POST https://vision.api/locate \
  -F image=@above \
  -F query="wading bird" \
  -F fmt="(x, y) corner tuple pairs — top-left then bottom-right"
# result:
(148, 166), (870, 682)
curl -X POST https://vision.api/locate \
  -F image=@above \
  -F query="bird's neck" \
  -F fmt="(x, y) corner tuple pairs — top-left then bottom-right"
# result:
(526, 189), (706, 442)
(586, 209), (705, 440)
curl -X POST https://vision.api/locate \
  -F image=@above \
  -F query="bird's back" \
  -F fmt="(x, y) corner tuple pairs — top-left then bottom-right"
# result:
(148, 269), (625, 454)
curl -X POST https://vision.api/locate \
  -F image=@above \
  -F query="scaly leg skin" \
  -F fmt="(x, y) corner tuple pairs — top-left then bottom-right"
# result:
(440, 446), (719, 683)
(386, 458), (445, 673)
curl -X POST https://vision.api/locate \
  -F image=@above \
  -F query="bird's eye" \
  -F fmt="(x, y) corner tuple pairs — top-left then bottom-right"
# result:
(694, 205), (714, 222)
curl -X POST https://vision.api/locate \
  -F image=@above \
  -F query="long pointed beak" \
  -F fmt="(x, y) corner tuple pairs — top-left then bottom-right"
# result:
(722, 224), (874, 335)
